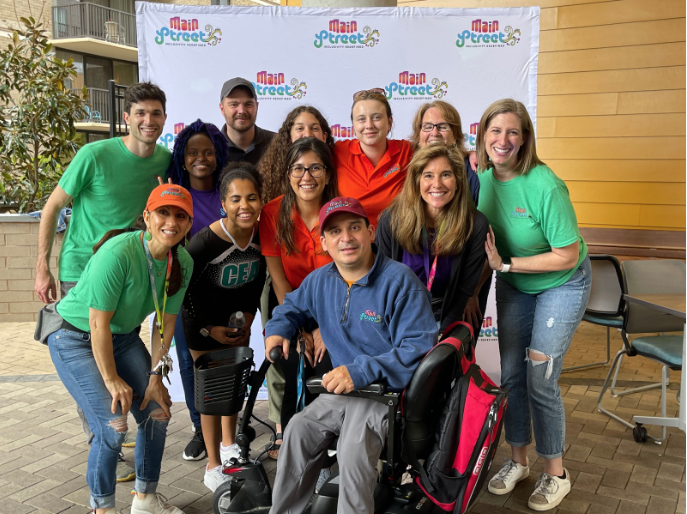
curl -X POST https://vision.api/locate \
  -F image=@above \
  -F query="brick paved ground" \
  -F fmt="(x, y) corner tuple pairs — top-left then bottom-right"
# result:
(0, 321), (684, 513)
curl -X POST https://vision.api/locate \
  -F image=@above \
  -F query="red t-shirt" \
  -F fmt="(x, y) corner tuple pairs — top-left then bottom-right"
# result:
(259, 195), (332, 290)
(333, 138), (414, 226)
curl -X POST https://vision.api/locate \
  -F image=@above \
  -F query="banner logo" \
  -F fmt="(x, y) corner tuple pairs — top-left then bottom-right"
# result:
(464, 122), (479, 150)
(456, 19), (520, 48)
(330, 123), (354, 140)
(385, 71), (448, 100)
(159, 122), (185, 148)
(314, 19), (380, 49)
(252, 71), (307, 100)
(480, 316), (498, 338)
(155, 17), (222, 46)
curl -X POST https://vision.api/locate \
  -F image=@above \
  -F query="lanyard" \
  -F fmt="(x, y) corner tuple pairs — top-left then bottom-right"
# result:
(142, 236), (172, 341)
(422, 223), (444, 292)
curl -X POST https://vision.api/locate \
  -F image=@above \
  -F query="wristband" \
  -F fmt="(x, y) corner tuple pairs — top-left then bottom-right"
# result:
(501, 256), (512, 273)
(148, 369), (163, 376)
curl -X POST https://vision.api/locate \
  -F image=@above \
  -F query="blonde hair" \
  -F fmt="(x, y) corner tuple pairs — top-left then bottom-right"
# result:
(410, 100), (467, 158)
(386, 144), (474, 256)
(476, 98), (543, 175)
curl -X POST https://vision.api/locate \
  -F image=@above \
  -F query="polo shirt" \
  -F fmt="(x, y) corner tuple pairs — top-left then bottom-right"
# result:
(333, 138), (414, 226)
(259, 195), (332, 290)
(221, 124), (275, 165)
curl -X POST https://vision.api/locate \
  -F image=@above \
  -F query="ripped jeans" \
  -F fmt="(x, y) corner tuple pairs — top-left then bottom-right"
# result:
(48, 328), (169, 510)
(496, 254), (591, 459)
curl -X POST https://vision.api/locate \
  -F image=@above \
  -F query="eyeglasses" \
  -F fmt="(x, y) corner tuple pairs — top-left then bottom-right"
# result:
(353, 88), (386, 100)
(421, 123), (452, 133)
(288, 164), (326, 178)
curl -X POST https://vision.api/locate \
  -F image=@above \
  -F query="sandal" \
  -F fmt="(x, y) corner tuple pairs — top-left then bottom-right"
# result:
(267, 432), (282, 460)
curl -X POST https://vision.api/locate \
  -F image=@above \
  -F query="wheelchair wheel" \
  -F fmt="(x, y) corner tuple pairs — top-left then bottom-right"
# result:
(633, 423), (648, 443)
(213, 480), (235, 514)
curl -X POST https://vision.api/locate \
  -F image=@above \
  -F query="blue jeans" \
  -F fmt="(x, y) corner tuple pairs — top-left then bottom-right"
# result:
(174, 315), (201, 429)
(49, 328), (169, 510)
(496, 254), (591, 459)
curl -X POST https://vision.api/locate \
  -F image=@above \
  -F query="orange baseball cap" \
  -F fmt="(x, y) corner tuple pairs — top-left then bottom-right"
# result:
(146, 184), (194, 218)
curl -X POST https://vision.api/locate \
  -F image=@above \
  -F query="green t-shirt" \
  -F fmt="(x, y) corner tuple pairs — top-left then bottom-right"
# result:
(58, 138), (172, 281)
(57, 231), (193, 334)
(477, 164), (588, 295)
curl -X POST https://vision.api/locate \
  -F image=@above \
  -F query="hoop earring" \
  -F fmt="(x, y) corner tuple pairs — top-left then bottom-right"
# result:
(144, 231), (152, 241)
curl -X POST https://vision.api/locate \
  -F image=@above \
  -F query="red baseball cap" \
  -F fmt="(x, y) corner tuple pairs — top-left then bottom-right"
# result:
(146, 184), (194, 218)
(319, 196), (368, 233)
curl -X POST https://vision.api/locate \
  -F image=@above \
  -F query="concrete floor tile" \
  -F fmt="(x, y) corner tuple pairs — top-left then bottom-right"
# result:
(647, 496), (678, 514)
(618, 499), (647, 514)
(630, 465), (658, 484)
(657, 461), (685, 482)
(600, 469), (630, 489)
(572, 472), (602, 493)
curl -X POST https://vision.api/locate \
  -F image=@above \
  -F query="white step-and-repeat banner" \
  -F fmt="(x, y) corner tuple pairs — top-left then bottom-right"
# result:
(138, 4), (540, 398)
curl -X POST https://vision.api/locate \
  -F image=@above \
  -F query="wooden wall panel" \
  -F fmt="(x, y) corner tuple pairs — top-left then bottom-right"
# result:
(549, 160), (686, 183)
(617, 90), (687, 114)
(567, 182), (686, 206)
(555, 0), (686, 29)
(539, 66), (686, 95)
(539, 42), (685, 74)
(538, 93), (618, 117)
(574, 203), (640, 227)
(540, 19), (686, 52)
(537, 137), (685, 160)
(544, 113), (685, 137)
(640, 205), (687, 229)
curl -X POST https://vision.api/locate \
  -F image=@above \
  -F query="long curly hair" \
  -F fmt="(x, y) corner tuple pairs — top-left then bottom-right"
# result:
(166, 119), (229, 190)
(277, 138), (339, 255)
(257, 106), (334, 205)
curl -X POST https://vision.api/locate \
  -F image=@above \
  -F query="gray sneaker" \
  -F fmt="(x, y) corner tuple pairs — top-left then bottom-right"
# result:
(487, 458), (529, 495)
(116, 453), (135, 483)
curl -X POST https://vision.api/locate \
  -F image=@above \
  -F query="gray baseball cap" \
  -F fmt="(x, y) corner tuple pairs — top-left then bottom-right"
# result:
(220, 77), (257, 101)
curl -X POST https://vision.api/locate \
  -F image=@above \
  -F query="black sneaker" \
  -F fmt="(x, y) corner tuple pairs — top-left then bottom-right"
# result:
(183, 429), (207, 461)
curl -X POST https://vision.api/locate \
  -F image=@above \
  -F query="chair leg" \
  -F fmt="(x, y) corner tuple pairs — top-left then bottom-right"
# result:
(562, 326), (613, 373)
(645, 365), (669, 445)
(610, 350), (664, 397)
(598, 348), (635, 431)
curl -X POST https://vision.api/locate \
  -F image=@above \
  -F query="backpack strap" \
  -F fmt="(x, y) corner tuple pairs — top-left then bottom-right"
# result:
(403, 425), (434, 493)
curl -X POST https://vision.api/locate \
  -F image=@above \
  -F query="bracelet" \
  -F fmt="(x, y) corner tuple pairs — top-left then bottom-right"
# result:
(148, 369), (163, 376)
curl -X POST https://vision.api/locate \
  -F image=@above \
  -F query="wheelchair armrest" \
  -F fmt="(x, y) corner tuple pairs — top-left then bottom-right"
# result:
(306, 376), (387, 397)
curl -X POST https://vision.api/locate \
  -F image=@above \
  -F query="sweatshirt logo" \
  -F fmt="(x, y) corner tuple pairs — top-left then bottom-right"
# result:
(360, 309), (382, 323)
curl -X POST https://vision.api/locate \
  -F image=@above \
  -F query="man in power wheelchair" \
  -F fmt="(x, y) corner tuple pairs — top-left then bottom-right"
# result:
(264, 197), (437, 514)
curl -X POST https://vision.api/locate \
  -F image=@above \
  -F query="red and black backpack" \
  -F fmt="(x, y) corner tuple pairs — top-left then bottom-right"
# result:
(404, 321), (507, 514)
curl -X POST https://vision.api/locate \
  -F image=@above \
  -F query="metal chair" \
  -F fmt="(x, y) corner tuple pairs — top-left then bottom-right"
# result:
(563, 255), (623, 372)
(597, 259), (685, 444)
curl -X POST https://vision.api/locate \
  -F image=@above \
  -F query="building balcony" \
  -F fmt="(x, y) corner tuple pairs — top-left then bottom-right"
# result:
(72, 86), (125, 132)
(51, 2), (137, 62)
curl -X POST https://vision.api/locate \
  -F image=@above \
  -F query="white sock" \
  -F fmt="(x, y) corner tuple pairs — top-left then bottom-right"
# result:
(206, 464), (221, 472)
(220, 443), (235, 451)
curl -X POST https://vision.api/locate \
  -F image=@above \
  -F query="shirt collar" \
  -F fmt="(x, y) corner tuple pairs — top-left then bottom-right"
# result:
(221, 124), (266, 152)
(327, 244), (384, 286)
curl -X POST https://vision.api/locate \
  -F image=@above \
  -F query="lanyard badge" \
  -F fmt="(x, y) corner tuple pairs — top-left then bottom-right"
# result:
(422, 222), (444, 292)
(143, 236), (174, 384)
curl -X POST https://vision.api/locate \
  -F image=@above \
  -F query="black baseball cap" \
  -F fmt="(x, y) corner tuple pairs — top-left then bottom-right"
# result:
(220, 77), (257, 101)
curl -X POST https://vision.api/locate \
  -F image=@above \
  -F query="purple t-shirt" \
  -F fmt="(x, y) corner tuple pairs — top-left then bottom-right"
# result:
(401, 229), (452, 307)
(189, 187), (224, 238)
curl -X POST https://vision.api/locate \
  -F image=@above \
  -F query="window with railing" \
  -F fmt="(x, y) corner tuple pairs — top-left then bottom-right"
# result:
(52, 2), (137, 47)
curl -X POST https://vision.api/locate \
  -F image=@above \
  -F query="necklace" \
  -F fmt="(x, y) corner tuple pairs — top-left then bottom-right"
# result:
(220, 218), (254, 251)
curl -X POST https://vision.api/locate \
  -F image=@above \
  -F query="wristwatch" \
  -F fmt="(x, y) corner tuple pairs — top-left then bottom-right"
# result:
(501, 256), (512, 273)
(200, 325), (213, 337)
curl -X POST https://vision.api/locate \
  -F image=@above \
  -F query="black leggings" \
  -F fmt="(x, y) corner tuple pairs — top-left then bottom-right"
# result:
(280, 335), (333, 432)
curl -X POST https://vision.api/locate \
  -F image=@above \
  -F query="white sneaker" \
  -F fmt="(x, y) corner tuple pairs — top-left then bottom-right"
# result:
(204, 465), (232, 492)
(527, 470), (571, 511)
(488, 458), (530, 495)
(130, 493), (184, 514)
(220, 443), (241, 464)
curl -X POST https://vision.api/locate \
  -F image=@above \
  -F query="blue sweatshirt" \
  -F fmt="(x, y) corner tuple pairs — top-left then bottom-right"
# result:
(265, 249), (437, 390)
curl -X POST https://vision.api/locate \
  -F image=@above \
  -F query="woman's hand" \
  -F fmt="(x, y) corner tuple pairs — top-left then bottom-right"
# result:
(210, 326), (245, 346)
(140, 377), (172, 418)
(104, 375), (133, 415)
(297, 331), (316, 368)
(312, 328), (327, 365)
(485, 225), (504, 271)
(463, 294), (483, 330)
(469, 151), (479, 171)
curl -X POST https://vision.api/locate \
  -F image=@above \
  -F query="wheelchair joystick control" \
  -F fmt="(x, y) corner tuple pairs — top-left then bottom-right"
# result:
(269, 346), (283, 362)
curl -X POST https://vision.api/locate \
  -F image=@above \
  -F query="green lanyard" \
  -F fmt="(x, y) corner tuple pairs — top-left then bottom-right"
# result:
(142, 235), (173, 382)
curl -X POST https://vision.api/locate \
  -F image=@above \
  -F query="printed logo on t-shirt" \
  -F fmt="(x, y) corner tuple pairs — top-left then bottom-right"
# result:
(511, 207), (528, 218)
(220, 260), (260, 288)
(384, 164), (400, 178)
(360, 309), (382, 323)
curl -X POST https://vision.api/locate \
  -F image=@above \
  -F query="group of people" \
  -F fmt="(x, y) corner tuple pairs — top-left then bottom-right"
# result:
(34, 77), (590, 514)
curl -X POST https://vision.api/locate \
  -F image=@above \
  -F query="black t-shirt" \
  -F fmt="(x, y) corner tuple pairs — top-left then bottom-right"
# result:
(182, 225), (266, 349)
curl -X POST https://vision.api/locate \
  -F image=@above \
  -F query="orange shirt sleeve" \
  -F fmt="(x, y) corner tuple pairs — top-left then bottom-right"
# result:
(259, 196), (282, 257)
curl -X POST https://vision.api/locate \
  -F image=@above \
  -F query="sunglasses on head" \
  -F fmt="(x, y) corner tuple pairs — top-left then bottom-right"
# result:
(353, 88), (386, 100)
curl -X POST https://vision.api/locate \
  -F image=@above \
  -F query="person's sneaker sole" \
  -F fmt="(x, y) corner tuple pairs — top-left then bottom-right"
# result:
(487, 468), (529, 495)
(182, 448), (207, 461)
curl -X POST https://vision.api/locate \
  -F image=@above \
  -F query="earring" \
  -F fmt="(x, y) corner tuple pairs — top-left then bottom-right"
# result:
(144, 231), (152, 241)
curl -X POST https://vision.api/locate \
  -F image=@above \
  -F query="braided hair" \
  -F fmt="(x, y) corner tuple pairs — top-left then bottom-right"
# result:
(167, 119), (229, 190)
